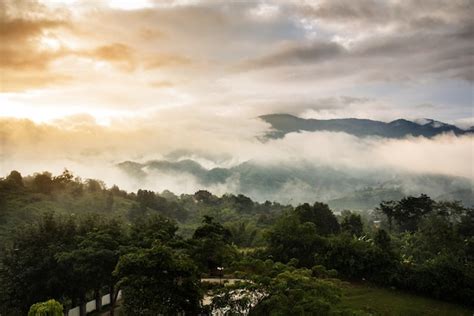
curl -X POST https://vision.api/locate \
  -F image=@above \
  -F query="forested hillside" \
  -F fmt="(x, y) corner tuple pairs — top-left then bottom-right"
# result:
(0, 170), (472, 315)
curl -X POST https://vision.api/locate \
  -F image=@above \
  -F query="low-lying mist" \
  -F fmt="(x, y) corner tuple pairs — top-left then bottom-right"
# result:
(1, 113), (472, 207)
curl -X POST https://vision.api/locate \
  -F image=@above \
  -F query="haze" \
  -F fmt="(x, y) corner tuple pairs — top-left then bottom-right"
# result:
(1, 0), (473, 202)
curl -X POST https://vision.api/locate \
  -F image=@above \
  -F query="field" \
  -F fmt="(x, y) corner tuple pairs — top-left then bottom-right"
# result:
(340, 283), (473, 316)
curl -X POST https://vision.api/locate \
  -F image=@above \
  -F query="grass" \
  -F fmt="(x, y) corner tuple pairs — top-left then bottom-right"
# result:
(339, 282), (473, 316)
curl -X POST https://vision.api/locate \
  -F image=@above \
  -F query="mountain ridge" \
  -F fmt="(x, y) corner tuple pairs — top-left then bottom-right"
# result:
(117, 158), (473, 208)
(259, 114), (471, 139)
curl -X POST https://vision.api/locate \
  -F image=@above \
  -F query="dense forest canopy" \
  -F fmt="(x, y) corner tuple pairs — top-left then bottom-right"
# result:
(0, 170), (472, 315)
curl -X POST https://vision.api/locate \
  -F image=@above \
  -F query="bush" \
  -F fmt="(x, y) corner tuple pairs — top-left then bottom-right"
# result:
(399, 256), (474, 305)
(318, 235), (399, 285)
(28, 299), (63, 316)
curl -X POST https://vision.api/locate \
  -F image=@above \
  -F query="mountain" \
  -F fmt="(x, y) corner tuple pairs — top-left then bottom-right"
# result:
(259, 114), (471, 139)
(436, 188), (474, 207)
(327, 187), (406, 211)
(117, 158), (473, 208)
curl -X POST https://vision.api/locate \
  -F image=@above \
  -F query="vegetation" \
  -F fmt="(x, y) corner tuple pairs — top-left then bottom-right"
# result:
(115, 244), (202, 315)
(339, 283), (473, 316)
(28, 299), (63, 316)
(0, 170), (472, 315)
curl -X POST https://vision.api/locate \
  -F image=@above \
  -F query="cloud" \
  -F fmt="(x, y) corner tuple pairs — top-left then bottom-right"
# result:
(0, 3), (71, 91)
(1, 112), (472, 179)
(0, 18), (65, 44)
(236, 0), (473, 83)
(0, 112), (472, 205)
(1, 0), (472, 147)
(149, 80), (175, 88)
(81, 43), (136, 71)
(240, 40), (345, 69)
(144, 54), (192, 69)
(300, 0), (472, 30)
(0, 70), (71, 92)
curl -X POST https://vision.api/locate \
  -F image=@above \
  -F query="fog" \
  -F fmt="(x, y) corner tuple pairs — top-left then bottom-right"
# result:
(1, 113), (472, 204)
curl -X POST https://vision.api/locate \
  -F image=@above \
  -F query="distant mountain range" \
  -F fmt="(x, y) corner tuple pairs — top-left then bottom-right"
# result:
(259, 114), (473, 139)
(117, 159), (473, 209)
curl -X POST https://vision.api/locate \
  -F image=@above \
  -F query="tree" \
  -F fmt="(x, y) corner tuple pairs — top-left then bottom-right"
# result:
(194, 190), (213, 203)
(341, 213), (364, 237)
(130, 214), (178, 248)
(377, 200), (397, 232)
(52, 169), (74, 189)
(56, 219), (127, 316)
(226, 220), (259, 247)
(373, 229), (391, 250)
(28, 299), (63, 316)
(105, 191), (114, 211)
(212, 268), (345, 315)
(85, 179), (104, 192)
(6, 170), (24, 188)
(191, 216), (236, 274)
(378, 195), (434, 232)
(319, 235), (399, 284)
(394, 194), (434, 232)
(250, 269), (342, 315)
(295, 202), (340, 235)
(115, 244), (202, 315)
(32, 172), (54, 194)
(232, 194), (254, 213)
(267, 213), (327, 267)
(0, 213), (77, 313)
(458, 208), (474, 238)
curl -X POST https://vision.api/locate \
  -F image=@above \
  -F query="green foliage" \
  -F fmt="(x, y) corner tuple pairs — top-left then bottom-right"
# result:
(266, 212), (327, 267)
(378, 194), (434, 232)
(6, 170), (24, 188)
(250, 268), (342, 315)
(28, 299), (63, 316)
(294, 202), (340, 235)
(0, 213), (78, 312)
(341, 212), (364, 237)
(340, 283), (473, 316)
(373, 229), (391, 250)
(56, 218), (128, 303)
(191, 216), (237, 273)
(32, 172), (54, 194)
(226, 220), (262, 247)
(1, 169), (473, 314)
(319, 235), (399, 284)
(115, 243), (202, 315)
(129, 214), (178, 248)
(212, 264), (359, 316)
(398, 254), (474, 305)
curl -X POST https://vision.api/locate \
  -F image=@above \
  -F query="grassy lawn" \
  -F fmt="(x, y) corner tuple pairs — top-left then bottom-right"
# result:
(340, 283), (473, 316)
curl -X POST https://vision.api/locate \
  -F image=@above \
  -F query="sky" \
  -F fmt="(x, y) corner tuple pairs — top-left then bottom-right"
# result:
(1, 0), (473, 124)
(0, 0), (473, 192)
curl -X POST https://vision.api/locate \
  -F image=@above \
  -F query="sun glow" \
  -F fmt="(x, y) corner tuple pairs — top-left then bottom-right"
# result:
(107, 0), (154, 10)
(39, 36), (62, 51)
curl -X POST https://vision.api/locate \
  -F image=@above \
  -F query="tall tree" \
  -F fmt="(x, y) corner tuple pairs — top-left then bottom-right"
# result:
(56, 219), (128, 316)
(0, 213), (77, 313)
(295, 202), (340, 235)
(267, 213), (327, 267)
(394, 194), (434, 232)
(341, 213), (364, 237)
(191, 216), (236, 274)
(377, 200), (397, 232)
(115, 244), (202, 315)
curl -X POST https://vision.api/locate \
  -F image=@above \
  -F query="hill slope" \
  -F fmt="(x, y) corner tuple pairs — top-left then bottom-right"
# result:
(117, 159), (474, 208)
(260, 114), (471, 139)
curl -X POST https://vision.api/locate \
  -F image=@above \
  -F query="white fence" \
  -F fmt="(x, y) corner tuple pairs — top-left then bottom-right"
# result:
(67, 291), (122, 316)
